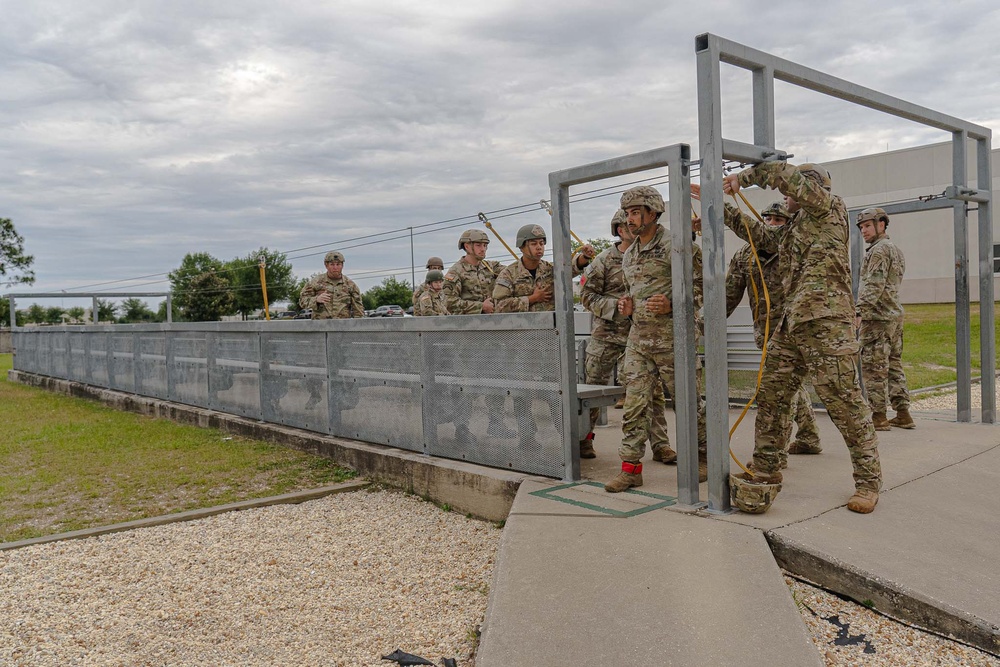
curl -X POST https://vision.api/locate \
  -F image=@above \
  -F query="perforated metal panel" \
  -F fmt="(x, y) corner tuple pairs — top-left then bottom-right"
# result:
(210, 333), (261, 419)
(328, 331), (424, 451)
(68, 332), (87, 382)
(426, 328), (566, 478)
(50, 331), (68, 378)
(87, 333), (109, 387)
(108, 333), (135, 393)
(170, 333), (208, 408)
(137, 334), (168, 399)
(261, 332), (329, 432)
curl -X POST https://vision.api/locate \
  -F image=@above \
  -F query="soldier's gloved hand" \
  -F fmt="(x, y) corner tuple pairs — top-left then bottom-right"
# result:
(617, 296), (634, 317)
(722, 174), (741, 195)
(482, 298), (495, 314)
(316, 292), (332, 305)
(647, 294), (672, 316)
(691, 215), (702, 235)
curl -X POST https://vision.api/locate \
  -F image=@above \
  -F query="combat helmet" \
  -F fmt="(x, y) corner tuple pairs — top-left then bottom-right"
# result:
(797, 163), (832, 191)
(761, 202), (792, 221)
(324, 251), (345, 264)
(425, 256), (444, 269)
(857, 207), (889, 229)
(620, 186), (665, 214)
(516, 224), (547, 248)
(610, 209), (628, 236)
(458, 229), (490, 250)
(425, 269), (445, 283)
(729, 473), (782, 514)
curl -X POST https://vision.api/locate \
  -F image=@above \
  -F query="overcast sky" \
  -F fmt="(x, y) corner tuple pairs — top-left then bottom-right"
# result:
(3, 0), (999, 308)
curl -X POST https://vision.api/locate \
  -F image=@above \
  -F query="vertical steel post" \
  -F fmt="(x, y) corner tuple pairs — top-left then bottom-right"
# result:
(550, 179), (580, 482)
(977, 137), (996, 424)
(696, 35), (730, 511)
(93, 296), (99, 325)
(953, 131), (972, 422)
(9, 296), (16, 328)
(166, 295), (173, 324)
(410, 227), (416, 292)
(669, 146), (700, 506)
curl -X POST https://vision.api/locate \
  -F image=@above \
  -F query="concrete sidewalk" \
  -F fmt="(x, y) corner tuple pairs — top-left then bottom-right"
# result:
(477, 408), (1000, 664)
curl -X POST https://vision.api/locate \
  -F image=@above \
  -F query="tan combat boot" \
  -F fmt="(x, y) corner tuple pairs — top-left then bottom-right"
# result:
(847, 488), (879, 513)
(872, 412), (891, 431)
(889, 409), (916, 429)
(605, 462), (642, 493)
(788, 440), (822, 455)
(652, 447), (677, 464)
(579, 433), (597, 459)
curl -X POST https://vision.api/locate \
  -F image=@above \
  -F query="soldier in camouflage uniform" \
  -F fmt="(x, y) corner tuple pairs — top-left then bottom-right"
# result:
(494, 224), (594, 448)
(444, 229), (517, 438)
(299, 251), (364, 319)
(605, 186), (709, 493)
(413, 256), (445, 309)
(725, 201), (822, 460)
(722, 162), (882, 514)
(415, 270), (449, 317)
(493, 224), (593, 313)
(855, 208), (912, 430)
(295, 251), (363, 409)
(581, 209), (672, 462)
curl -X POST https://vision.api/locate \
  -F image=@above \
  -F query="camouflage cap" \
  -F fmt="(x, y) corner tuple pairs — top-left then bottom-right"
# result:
(610, 209), (628, 236)
(761, 202), (792, 220)
(324, 251), (345, 264)
(425, 269), (445, 283)
(516, 223), (547, 248)
(857, 207), (889, 227)
(425, 256), (444, 269)
(620, 186), (665, 214)
(458, 229), (490, 250)
(797, 163), (832, 191)
(729, 474), (782, 514)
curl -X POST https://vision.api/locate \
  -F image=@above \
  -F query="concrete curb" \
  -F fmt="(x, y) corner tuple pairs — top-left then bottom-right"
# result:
(767, 531), (1000, 657)
(0, 480), (369, 552)
(8, 370), (524, 523)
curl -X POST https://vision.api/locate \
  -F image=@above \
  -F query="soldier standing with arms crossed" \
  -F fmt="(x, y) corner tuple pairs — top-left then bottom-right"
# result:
(722, 162), (882, 514)
(855, 207), (913, 429)
(581, 209), (673, 462)
(605, 186), (709, 493)
(725, 201), (823, 460)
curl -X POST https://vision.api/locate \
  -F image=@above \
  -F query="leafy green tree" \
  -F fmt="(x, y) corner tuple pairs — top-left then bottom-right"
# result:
(156, 300), (181, 323)
(96, 299), (118, 323)
(44, 306), (66, 325)
(120, 298), (155, 323)
(363, 276), (413, 310)
(287, 277), (309, 313)
(66, 306), (86, 323)
(0, 297), (9, 327)
(0, 218), (35, 287)
(169, 252), (229, 311)
(572, 236), (615, 255)
(226, 248), (296, 319)
(25, 303), (45, 324)
(184, 271), (236, 322)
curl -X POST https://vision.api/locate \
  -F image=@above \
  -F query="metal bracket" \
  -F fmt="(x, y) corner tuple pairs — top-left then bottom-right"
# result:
(945, 185), (991, 204)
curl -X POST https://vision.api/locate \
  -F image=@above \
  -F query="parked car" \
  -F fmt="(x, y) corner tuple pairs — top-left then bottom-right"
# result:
(372, 305), (404, 317)
(293, 309), (312, 319)
(275, 311), (297, 320)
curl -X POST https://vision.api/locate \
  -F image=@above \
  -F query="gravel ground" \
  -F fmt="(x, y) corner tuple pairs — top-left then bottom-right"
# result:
(910, 377), (999, 412)
(787, 577), (1000, 666)
(0, 488), (500, 667)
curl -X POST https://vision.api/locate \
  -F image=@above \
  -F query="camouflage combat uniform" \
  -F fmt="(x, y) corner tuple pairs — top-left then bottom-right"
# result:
(725, 206), (821, 456)
(444, 258), (505, 314)
(857, 232), (908, 413)
(619, 225), (707, 463)
(582, 243), (670, 453)
(728, 162), (881, 492)
(299, 274), (363, 319)
(493, 257), (585, 313)
(412, 284), (428, 307)
(415, 289), (449, 317)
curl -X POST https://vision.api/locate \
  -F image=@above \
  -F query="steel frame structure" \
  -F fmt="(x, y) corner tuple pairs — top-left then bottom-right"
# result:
(696, 33), (995, 512)
(549, 144), (703, 506)
(6, 291), (173, 326)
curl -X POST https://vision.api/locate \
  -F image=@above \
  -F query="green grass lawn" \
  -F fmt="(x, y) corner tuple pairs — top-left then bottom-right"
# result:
(901, 303), (999, 390)
(0, 353), (354, 542)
